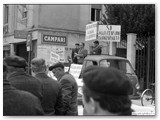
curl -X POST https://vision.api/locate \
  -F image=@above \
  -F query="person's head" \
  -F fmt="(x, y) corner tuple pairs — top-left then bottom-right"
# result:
(3, 55), (28, 76)
(31, 58), (46, 76)
(79, 42), (85, 49)
(75, 43), (79, 49)
(49, 62), (65, 80)
(82, 66), (133, 115)
(93, 40), (99, 47)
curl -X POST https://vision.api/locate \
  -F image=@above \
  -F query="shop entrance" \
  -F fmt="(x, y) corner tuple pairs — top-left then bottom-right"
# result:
(15, 42), (28, 62)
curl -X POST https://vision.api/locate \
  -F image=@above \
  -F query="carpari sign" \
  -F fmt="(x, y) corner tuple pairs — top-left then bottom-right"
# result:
(98, 25), (121, 42)
(42, 34), (67, 46)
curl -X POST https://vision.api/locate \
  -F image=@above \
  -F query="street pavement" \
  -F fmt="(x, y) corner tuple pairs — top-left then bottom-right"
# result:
(78, 98), (155, 115)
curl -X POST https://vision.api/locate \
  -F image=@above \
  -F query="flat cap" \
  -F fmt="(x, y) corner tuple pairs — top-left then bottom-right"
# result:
(49, 62), (64, 71)
(4, 55), (27, 68)
(82, 66), (132, 96)
(31, 58), (46, 68)
(93, 40), (99, 44)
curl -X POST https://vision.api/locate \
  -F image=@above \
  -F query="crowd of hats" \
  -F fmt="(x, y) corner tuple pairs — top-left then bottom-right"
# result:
(4, 55), (132, 96)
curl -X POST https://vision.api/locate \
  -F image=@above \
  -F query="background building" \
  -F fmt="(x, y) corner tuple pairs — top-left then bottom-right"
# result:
(3, 4), (105, 65)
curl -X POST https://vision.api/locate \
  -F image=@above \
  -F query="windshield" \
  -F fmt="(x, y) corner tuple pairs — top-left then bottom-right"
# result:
(99, 59), (135, 74)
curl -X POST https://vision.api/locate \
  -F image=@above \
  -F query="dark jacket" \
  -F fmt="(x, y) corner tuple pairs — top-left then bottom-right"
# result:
(35, 73), (64, 115)
(3, 79), (44, 116)
(59, 73), (78, 115)
(71, 48), (79, 63)
(7, 70), (43, 101)
(77, 48), (88, 64)
(90, 45), (102, 55)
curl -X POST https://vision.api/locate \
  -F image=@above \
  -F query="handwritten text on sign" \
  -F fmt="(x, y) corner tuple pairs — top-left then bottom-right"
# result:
(69, 64), (82, 80)
(98, 25), (121, 42)
(85, 22), (98, 41)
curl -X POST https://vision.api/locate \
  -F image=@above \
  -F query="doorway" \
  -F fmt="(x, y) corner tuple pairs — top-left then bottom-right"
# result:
(15, 42), (28, 62)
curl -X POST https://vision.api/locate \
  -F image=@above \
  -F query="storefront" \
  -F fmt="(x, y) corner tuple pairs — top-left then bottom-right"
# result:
(36, 30), (86, 66)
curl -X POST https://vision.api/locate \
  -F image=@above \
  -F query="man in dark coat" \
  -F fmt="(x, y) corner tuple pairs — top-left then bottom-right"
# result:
(74, 42), (88, 64)
(31, 58), (64, 115)
(90, 40), (102, 55)
(71, 43), (79, 64)
(49, 62), (78, 116)
(3, 62), (44, 116)
(4, 55), (43, 101)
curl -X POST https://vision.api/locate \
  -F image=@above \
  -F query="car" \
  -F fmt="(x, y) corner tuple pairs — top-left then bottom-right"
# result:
(69, 55), (140, 105)
(80, 55), (140, 97)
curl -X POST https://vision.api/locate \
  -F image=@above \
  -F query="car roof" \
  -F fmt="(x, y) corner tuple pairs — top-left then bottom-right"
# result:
(85, 55), (128, 61)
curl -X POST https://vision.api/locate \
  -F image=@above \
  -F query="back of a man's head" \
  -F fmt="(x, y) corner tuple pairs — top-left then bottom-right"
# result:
(31, 58), (46, 73)
(4, 55), (28, 73)
(82, 65), (133, 115)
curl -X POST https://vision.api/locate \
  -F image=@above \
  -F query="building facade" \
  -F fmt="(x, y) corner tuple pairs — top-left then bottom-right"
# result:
(3, 4), (105, 65)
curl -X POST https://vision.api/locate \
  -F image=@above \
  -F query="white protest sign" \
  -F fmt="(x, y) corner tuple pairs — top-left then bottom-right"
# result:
(69, 64), (83, 86)
(64, 67), (70, 72)
(37, 45), (66, 66)
(85, 22), (98, 41)
(98, 25), (121, 42)
(50, 52), (60, 63)
(55, 47), (65, 62)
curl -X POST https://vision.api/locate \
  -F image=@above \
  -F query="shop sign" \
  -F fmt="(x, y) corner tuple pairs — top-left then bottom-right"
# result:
(3, 45), (10, 51)
(14, 30), (28, 39)
(98, 25), (121, 42)
(42, 34), (67, 46)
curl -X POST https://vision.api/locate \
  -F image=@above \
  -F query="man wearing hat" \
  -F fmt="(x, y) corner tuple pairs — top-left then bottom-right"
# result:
(49, 62), (78, 116)
(82, 66), (133, 115)
(31, 58), (64, 115)
(90, 40), (102, 55)
(4, 55), (43, 101)
(3, 62), (45, 116)
(71, 43), (79, 64)
(74, 42), (88, 64)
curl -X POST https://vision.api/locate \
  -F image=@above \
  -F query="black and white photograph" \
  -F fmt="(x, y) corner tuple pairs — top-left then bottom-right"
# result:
(2, 1), (157, 118)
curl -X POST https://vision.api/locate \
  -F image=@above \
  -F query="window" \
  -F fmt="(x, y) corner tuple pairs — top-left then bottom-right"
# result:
(3, 24), (8, 35)
(22, 5), (27, 18)
(3, 5), (9, 34)
(91, 8), (101, 21)
(4, 5), (9, 24)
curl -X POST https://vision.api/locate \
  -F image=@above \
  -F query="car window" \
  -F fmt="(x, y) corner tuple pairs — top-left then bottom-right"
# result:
(100, 59), (135, 74)
(79, 60), (97, 78)
(100, 60), (111, 67)
(86, 60), (98, 67)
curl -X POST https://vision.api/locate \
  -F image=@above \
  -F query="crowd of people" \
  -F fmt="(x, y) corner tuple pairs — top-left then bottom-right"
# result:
(3, 40), (134, 116)
(3, 56), (78, 116)
(71, 40), (102, 64)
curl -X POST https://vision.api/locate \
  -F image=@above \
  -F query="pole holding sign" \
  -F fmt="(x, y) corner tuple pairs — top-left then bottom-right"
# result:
(26, 33), (32, 75)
